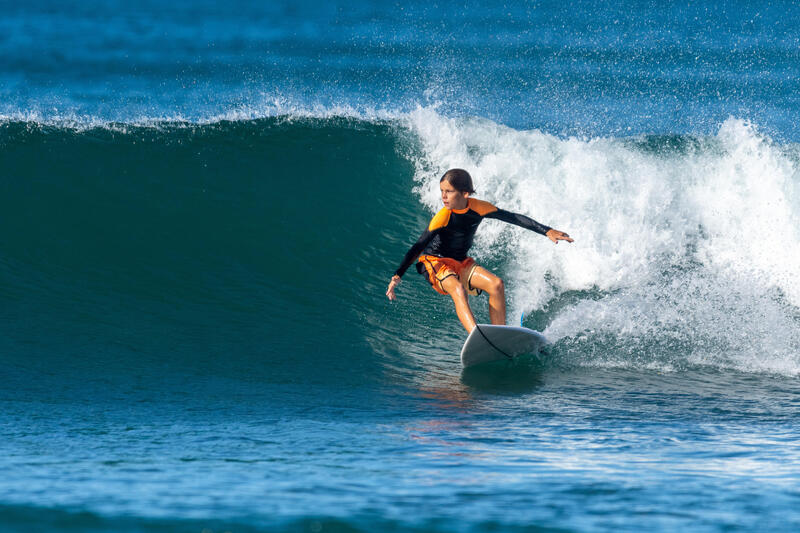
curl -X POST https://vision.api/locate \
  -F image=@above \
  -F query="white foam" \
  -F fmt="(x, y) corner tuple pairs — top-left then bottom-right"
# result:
(404, 110), (800, 375)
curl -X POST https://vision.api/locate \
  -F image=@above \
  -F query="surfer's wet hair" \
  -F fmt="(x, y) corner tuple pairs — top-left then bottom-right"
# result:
(440, 169), (476, 194)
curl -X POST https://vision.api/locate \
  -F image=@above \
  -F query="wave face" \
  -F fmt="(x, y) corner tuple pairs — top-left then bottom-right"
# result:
(0, 117), (427, 398)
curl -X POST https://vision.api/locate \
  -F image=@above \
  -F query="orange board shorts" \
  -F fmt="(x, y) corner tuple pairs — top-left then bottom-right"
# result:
(415, 255), (483, 296)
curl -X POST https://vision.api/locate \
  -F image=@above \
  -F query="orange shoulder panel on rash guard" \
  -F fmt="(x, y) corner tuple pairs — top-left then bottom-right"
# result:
(468, 198), (498, 216)
(427, 208), (452, 231)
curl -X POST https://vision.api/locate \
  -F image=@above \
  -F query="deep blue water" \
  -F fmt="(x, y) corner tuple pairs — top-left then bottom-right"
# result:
(1, 2), (799, 532)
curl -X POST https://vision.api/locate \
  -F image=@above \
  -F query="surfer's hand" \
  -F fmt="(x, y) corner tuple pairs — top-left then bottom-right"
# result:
(546, 229), (574, 244)
(386, 275), (401, 301)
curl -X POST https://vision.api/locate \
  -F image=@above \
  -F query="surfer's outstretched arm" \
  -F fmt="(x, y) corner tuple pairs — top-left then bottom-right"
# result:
(485, 209), (574, 243)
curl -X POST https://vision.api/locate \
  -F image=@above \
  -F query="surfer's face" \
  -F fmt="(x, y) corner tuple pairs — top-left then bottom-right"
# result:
(440, 181), (470, 210)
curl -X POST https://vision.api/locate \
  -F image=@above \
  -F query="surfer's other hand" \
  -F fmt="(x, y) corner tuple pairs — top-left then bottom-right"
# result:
(546, 229), (574, 244)
(386, 275), (401, 301)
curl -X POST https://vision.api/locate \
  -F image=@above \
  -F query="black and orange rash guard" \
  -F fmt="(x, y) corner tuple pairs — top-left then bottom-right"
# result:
(393, 198), (552, 277)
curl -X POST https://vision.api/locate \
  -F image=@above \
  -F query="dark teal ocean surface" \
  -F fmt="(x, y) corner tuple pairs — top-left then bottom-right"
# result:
(2, 2), (800, 532)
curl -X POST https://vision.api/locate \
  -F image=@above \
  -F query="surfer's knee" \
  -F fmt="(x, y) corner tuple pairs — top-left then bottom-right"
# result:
(440, 275), (466, 299)
(449, 283), (468, 300)
(488, 277), (504, 296)
(444, 279), (467, 300)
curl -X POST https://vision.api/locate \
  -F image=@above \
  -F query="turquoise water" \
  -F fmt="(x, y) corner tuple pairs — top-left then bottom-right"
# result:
(2, 2), (800, 532)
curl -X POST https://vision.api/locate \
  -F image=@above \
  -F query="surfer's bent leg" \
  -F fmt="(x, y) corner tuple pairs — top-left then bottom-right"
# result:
(467, 266), (506, 326)
(440, 276), (477, 333)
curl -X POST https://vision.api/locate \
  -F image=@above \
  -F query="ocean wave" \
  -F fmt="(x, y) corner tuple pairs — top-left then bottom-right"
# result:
(1, 110), (798, 377)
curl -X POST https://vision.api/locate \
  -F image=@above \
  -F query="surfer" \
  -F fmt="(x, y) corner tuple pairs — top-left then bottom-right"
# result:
(386, 169), (573, 333)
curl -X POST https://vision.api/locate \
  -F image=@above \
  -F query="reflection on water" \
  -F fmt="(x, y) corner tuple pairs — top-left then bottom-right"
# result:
(460, 355), (548, 393)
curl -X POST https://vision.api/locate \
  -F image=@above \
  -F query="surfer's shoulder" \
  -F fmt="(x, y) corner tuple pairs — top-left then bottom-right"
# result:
(468, 198), (498, 216)
(428, 208), (452, 231)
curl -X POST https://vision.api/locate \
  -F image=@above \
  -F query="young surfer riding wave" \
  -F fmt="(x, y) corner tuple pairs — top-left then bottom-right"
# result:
(386, 169), (573, 333)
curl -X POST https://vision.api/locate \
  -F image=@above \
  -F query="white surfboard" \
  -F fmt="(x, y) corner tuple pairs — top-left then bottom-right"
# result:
(460, 324), (548, 368)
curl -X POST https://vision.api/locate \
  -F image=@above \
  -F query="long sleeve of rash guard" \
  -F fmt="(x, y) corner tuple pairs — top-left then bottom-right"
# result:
(394, 229), (437, 278)
(485, 208), (552, 236)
